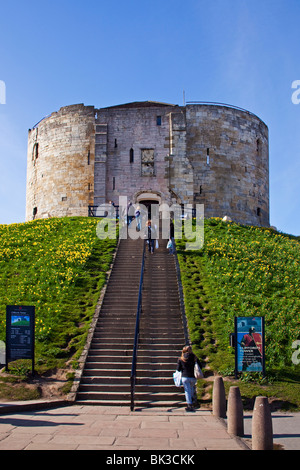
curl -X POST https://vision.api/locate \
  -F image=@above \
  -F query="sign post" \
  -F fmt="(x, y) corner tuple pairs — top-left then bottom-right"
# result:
(234, 316), (265, 378)
(6, 305), (35, 374)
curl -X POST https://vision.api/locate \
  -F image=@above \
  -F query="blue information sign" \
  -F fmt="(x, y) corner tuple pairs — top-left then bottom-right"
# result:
(6, 305), (35, 373)
(235, 316), (265, 376)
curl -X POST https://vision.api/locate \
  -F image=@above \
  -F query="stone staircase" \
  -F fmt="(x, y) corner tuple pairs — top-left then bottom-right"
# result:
(76, 231), (187, 407)
(75, 236), (144, 405)
(133, 244), (186, 407)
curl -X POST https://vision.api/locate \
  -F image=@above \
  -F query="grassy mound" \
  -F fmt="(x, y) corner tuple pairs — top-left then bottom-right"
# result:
(0, 217), (117, 393)
(176, 218), (300, 409)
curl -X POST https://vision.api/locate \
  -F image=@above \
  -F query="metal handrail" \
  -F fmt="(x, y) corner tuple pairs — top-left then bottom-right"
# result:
(185, 101), (263, 121)
(130, 240), (146, 411)
(88, 205), (120, 218)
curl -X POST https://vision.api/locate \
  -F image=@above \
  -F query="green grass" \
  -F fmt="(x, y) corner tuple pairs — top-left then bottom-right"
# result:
(1, 216), (299, 408)
(176, 218), (300, 409)
(0, 217), (117, 386)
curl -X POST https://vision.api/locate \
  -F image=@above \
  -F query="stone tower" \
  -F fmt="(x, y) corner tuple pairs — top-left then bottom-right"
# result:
(26, 101), (269, 227)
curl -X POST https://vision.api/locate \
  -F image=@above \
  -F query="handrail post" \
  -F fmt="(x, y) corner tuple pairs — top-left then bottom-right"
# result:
(130, 240), (146, 411)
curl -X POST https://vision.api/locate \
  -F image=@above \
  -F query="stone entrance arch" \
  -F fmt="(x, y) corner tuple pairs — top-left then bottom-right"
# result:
(134, 192), (161, 220)
(135, 191), (162, 204)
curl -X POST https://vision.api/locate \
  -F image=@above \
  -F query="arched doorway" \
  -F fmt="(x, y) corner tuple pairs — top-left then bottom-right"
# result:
(135, 192), (161, 219)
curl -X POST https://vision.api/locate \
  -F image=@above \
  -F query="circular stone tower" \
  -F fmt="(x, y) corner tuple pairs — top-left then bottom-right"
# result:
(26, 101), (269, 227)
(26, 104), (96, 221)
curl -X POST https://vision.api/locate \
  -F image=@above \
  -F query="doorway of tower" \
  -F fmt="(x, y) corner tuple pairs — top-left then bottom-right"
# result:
(138, 200), (159, 219)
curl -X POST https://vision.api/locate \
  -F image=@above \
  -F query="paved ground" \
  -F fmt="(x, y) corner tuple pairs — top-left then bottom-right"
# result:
(0, 401), (247, 451)
(0, 400), (298, 451)
(242, 411), (300, 451)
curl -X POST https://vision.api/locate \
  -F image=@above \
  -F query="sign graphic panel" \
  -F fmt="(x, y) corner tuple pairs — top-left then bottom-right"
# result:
(235, 316), (265, 373)
(6, 306), (35, 364)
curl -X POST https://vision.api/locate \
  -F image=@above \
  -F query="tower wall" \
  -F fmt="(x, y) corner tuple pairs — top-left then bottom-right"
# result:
(97, 103), (177, 206)
(26, 104), (95, 221)
(186, 104), (269, 226)
(26, 101), (269, 227)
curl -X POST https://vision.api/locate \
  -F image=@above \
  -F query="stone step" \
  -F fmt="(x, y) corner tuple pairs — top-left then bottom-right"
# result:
(80, 376), (175, 386)
(85, 354), (178, 364)
(84, 361), (132, 369)
(92, 333), (135, 339)
(82, 368), (176, 377)
(82, 369), (131, 377)
(88, 349), (133, 356)
(76, 390), (185, 402)
(101, 301), (140, 307)
(97, 316), (137, 321)
(90, 338), (183, 346)
(89, 343), (134, 350)
(80, 377), (131, 386)
(88, 349), (181, 358)
(78, 383), (180, 393)
(85, 355), (133, 362)
(137, 368), (177, 376)
(75, 399), (186, 407)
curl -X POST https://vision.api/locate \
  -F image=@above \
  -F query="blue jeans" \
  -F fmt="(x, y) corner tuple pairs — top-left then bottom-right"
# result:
(182, 377), (197, 405)
(148, 239), (155, 253)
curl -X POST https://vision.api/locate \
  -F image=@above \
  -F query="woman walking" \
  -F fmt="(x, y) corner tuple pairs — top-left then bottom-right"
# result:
(177, 345), (202, 412)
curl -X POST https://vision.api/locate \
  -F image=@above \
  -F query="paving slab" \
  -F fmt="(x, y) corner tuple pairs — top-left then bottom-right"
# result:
(0, 402), (248, 451)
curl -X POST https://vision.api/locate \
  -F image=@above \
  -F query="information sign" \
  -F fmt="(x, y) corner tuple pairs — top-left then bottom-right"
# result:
(6, 305), (35, 373)
(235, 316), (265, 376)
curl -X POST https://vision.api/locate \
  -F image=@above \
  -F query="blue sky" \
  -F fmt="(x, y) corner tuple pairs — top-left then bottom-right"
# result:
(0, 0), (300, 235)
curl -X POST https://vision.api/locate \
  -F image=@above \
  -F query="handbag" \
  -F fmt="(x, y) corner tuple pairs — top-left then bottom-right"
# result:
(173, 370), (182, 387)
(194, 362), (204, 379)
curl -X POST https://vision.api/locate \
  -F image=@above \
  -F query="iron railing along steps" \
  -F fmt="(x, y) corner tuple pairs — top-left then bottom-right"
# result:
(131, 243), (187, 408)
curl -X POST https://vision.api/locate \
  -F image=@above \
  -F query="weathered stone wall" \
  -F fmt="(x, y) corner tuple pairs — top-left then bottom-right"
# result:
(97, 103), (177, 206)
(26, 104), (95, 221)
(167, 109), (194, 204)
(186, 104), (269, 226)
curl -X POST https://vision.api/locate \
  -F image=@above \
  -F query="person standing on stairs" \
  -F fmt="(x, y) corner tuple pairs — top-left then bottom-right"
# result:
(177, 345), (202, 412)
(135, 206), (141, 231)
(127, 201), (133, 225)
(144, 220), (157, 254)
(167, 238), (174, 254)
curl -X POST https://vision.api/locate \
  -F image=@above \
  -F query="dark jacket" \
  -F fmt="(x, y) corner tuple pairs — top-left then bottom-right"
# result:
(177, 352), (201, 378)
(145, 225), (157, 240)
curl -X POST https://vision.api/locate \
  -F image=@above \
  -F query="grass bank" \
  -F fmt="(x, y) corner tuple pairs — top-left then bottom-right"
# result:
(176, 218), (300, 410)
(0, 217), (117, 399)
